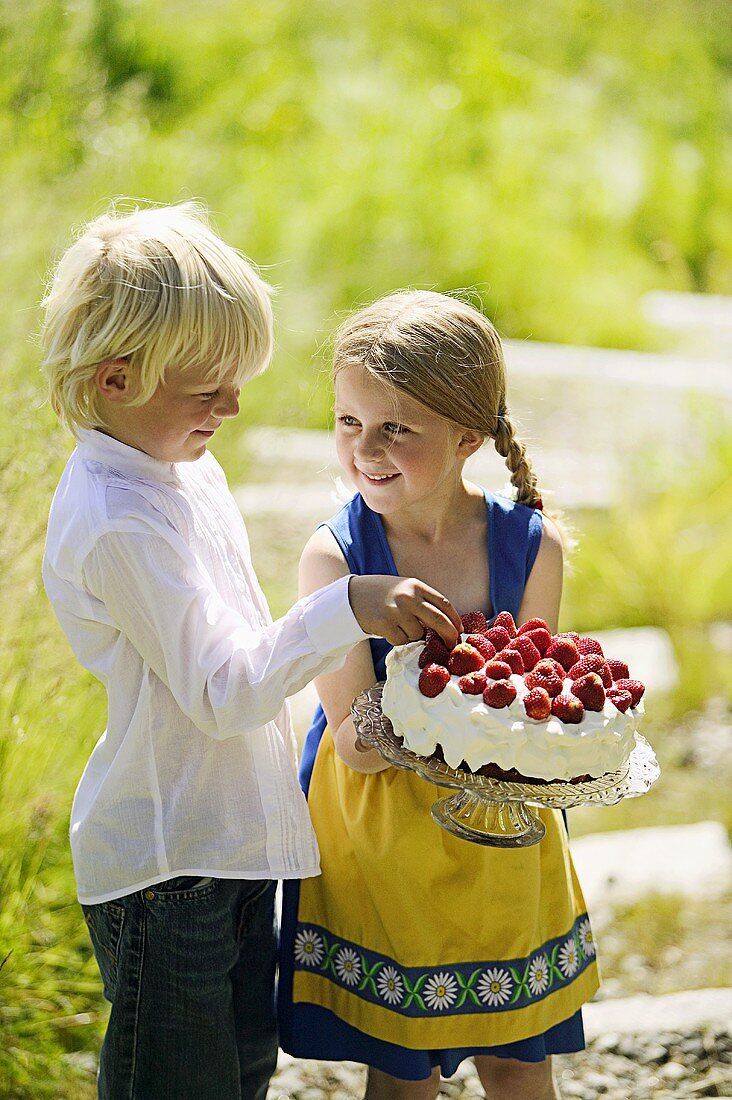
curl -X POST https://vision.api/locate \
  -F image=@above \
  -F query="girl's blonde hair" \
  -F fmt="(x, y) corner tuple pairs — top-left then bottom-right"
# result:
(333, 290), (543, 509)
(41, 201), (274, 434)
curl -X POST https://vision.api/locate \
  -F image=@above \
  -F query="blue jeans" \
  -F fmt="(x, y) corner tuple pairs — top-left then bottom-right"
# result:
(82, 876), (277, 1100)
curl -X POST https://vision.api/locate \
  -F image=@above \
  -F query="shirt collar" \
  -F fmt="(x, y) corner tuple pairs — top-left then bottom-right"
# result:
(76, 429), (181, 485)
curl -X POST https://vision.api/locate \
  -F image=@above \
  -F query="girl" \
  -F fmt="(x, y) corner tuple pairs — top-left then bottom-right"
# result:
(278, 291), (599, 1100)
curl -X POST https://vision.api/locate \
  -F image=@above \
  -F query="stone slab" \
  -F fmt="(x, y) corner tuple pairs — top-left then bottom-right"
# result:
(593, 627), (679, 694)
(571, 821), (732, 919)
(583, 987), (732, 1039)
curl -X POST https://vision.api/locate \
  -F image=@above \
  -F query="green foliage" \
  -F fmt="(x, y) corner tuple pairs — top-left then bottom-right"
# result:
(2, 0), (732, 432)
(1, 2), (731, 1092)
(564, 428), (732, 632)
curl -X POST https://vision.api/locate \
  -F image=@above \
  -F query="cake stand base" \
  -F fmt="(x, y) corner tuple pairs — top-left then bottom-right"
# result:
(431, 789), (546, 847)
(351, 683), (660, 849)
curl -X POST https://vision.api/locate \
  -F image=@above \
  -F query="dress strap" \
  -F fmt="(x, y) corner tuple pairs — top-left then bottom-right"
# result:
(322, 495), (395, 681)
(485, 492), (544, 621)
(324, 494), (397, 578)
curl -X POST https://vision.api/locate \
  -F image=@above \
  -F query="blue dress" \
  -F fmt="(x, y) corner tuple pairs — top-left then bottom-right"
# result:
(278, 491), (598, 1081)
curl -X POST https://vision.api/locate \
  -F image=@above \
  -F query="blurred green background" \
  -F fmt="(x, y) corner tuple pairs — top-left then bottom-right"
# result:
(1, 1), (731, 1094)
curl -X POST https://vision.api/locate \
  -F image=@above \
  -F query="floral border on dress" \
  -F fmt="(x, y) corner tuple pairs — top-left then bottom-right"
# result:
(292, 913), (596, 1017)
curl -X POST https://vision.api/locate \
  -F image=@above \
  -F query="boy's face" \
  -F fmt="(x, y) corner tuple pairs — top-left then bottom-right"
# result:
(95, 361), (241, 463)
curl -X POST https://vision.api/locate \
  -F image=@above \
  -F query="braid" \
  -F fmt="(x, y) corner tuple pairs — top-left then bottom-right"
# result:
(493, 408), (542, 509)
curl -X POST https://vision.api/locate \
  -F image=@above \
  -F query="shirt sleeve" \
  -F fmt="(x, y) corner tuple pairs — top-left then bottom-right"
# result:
(81, 521), (369, 740)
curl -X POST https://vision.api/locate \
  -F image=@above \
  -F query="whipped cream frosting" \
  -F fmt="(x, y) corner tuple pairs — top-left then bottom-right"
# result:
(381, 640), (642, 782)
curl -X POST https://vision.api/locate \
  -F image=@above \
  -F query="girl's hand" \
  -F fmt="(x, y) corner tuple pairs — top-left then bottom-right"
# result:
(335, 715), (392, 773)
(348, 575), (460, 648)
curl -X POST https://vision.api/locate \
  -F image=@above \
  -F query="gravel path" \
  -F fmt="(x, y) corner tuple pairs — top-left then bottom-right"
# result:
(268, 1030), (732, 1099)
(268, 991), (732, 1097)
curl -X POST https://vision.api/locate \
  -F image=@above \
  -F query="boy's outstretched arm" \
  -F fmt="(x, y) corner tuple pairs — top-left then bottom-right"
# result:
(76, 517), (458, 744)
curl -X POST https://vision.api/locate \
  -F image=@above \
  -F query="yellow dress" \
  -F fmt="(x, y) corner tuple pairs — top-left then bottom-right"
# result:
(278, 492), (599, 1079)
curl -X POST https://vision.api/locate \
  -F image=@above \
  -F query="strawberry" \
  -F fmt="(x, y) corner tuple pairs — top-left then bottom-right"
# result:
(500, 648), (525, 675)
(447, 643), (486, 676)
(526, 627), (551, 655)
(418, 663), (451, 697)
(418, 636), (451, 668)
(607, 687), (632, 713)
(534, 657), (566, 681)
(460, 611), (488, 635)
(484, 659), (513, 681)
(518, 617), (549, 635)
(524, 687), (552, 720)
(465, 634), (496, 662)
(551, 694), (584, 724)
(556, 631), (580, 643)
(570, 672), (606, 712)
(459, 670), (488, 695)
(546, 636), (581, 672)
(510, 634), (542, 672)
(525, 667), (564, 698)
(568, 656), (598, 679)
(568, 655), (612, 688)
(483, 679), (517, 708)
(486, 625), (512, 650)
(607, 659), (630, 681)
(492, 611), (517, 638)
(614, 678), (645, 706)
(578, 636), (604, 657)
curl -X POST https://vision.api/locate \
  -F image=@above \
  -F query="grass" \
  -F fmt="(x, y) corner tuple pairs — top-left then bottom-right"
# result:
(598, 892), (732, 998)
(561, 431), (732, 639)
(0, 428), (109, 1095)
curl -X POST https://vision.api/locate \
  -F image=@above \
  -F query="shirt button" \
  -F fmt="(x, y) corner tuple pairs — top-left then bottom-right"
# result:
(144, 890), (155, 900)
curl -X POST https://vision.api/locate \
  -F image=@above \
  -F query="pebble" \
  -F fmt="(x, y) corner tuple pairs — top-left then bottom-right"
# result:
(268, 1026), (732, 1098)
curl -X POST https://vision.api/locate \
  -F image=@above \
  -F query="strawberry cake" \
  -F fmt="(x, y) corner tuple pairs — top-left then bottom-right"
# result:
(380, 611), (645, 784)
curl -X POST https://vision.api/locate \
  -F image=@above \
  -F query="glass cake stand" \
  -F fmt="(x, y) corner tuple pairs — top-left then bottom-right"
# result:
(352, 683), (661, 849)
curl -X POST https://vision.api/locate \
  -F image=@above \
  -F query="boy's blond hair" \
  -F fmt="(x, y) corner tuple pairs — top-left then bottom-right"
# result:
(41, 201), (273, 434)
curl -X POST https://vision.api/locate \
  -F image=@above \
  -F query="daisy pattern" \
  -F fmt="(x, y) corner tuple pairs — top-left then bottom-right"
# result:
(528, 954), (550, 996)
(376, 965), (404, 1006)
(578, 918), (596, 957)
(477, 967), (513, 1006)
(423, 971), (458, 1011)
(334, 946), (362, 986)
(559, 936), (579, 977)
(293, 928), (324, 967)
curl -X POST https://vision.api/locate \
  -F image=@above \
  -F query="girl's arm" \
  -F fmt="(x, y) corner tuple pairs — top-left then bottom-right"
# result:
(299, 526), (392, 774)
(516, 515), (564, 632)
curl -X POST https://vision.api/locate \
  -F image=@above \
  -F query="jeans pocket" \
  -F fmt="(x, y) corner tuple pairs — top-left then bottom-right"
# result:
(144, 876), (218, 909)
(152, 875), (215, 895)
(82, 900), (125, 1002)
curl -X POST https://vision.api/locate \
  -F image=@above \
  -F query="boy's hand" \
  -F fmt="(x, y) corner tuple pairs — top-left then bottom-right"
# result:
(348, 576), (461, 649)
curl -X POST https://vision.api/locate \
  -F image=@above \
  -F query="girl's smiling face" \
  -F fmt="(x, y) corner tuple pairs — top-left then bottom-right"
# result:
(334, 364), (474, 516)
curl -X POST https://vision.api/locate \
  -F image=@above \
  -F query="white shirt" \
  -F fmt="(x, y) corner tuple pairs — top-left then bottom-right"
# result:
(43, 429), (368, 904)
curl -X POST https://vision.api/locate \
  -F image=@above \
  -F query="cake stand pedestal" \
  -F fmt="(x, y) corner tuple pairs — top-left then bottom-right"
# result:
(352, 683), (660, 849)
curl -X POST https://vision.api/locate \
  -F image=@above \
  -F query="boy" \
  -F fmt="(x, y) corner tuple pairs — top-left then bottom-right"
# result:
(41, 202), (459, 1100)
